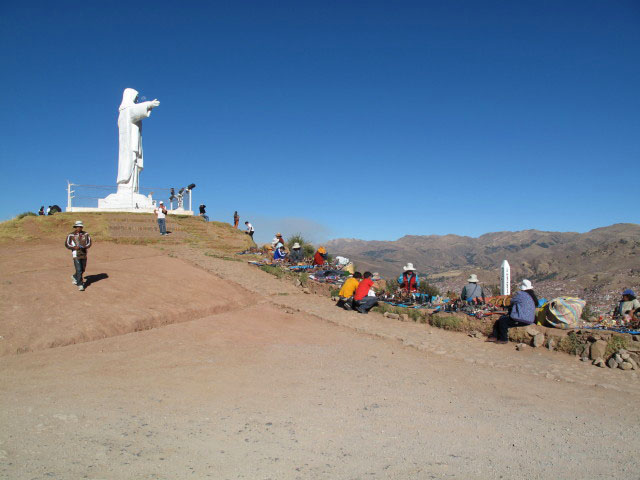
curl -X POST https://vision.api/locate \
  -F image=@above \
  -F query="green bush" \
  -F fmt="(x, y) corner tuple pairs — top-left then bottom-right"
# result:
(605, 335), (628, 358)
(418, 279), (440, 297)
(430, 314), (466, 331)
(557, 331), (581, 355)
(16, 212), (37, 220)
(287, 233), (316, 258)
(260, 265), (284, 279)
(581, 303), (593, 320)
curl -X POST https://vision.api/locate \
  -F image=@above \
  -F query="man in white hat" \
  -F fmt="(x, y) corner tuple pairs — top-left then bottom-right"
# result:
(289, 242), (304, 263)
(154, 201), (168, 235)
(461, 274), (486, 304)
(65, 220), (92, 291)
(397, 263), (420, 293)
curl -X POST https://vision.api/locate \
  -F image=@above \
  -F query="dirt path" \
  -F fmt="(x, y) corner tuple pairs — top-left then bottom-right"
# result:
(0, 243), (254, 355)
(0, 244), (639, 479)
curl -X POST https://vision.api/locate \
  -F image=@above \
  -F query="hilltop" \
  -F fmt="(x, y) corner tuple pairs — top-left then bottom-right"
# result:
(0, 212), (253, 253)
(1, 213), (639, 478)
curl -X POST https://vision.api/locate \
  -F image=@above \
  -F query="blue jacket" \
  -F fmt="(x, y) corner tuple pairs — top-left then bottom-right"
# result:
(510, 291), (536, 324)
(274, 246), (287, 260)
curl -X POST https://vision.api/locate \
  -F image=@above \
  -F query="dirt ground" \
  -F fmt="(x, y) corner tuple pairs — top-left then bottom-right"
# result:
(1, 243), (639, 479)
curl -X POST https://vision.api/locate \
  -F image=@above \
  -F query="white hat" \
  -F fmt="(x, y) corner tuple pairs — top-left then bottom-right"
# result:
(467, 274), (479, 283)
(159, 201), (164, 204)
(292, 242), (301, 249)
(73, 220), (84, 228)
(520, 279), (533, 290)
(403, 263), (416, 271)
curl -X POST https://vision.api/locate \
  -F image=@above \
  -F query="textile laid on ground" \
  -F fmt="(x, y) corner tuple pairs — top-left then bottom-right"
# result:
(309, 270), (347, 285)
(543, 297), (586, 329)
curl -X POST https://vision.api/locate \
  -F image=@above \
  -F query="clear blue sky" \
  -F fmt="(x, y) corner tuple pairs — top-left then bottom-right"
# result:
(1, 1), (638, 244)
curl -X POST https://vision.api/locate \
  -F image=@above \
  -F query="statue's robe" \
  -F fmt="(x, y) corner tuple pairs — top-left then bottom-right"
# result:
(117, 88), (156, 192)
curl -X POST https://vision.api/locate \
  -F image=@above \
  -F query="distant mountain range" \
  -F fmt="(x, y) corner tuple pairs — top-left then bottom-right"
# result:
(327, 224), (640, 304)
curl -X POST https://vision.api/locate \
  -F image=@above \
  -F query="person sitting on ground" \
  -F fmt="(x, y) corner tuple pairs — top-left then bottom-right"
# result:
(244, 221), (254, 239)
(38, 206), (45, 216)
(313, 247), (328, 266)
(353, 271), (379, 314)
(616, 289), (640, 318)
(487, 279), (538, 344)
(397, 263), (420, 293)
(461, 274), (486, 305)
(337, 272), (362, 310)
(289, 242), (304, 264)
(271, 232), (285, 250)
(273, 242), (287, 261)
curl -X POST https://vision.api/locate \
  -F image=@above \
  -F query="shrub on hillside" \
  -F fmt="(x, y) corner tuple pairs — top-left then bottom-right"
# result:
(418, 279), (440, 297)
(16, 212), (37, 220)
(287, 233), (315, 258)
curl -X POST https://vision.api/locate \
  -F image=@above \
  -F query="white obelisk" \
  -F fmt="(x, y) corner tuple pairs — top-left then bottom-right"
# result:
(500, 260), (511, 296)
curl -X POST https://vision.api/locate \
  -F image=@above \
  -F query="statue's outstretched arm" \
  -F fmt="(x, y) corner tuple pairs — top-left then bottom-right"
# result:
(128, 100), (160, 122)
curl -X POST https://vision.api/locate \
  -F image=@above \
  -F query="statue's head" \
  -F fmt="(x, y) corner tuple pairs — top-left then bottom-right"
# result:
(119, 88), (139, 111)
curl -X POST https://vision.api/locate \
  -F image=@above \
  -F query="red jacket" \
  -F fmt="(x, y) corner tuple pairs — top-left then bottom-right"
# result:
(354, 278), (374, 301)
(313, 251), (327, 266)
(399, 272), (418, 292)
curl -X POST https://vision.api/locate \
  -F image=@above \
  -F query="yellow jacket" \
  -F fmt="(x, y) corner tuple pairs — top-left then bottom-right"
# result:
(339, 277), (360, 298)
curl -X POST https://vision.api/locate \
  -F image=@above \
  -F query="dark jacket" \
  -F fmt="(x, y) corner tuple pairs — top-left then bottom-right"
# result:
(65, 231), (92, 259)
(290, 249), (304, 263)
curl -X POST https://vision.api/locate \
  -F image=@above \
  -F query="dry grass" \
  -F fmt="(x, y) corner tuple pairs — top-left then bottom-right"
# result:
(0, 212), (253, 255)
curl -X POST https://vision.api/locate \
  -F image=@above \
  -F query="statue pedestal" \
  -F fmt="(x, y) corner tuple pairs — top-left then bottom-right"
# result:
(98, 190), (155, 211)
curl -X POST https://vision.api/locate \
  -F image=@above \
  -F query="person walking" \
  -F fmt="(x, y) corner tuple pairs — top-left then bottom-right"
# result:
(199, 204), (209, 221)
(154, 201), (168, 235)
(234, 211), (240, 229)
(244, 221), (254, 239)
(65, 220), (92, 291)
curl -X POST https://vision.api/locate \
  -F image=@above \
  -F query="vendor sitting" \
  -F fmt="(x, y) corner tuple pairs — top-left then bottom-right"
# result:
(487, 279), (538, 344)
(397, 263), (420, 293)
(313, 247), (328, 266)
(461, 274), (486, 304)
(271, 232), (285, 250)
(273, 242), (287, 261)
(353, 271), (379, 314)
(337, 272), (362, 310)
(289, 242), (304, 263)
(616, 289), (640, 319)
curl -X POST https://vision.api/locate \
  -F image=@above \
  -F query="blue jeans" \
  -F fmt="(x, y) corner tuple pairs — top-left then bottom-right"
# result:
(157, 218), (166, 234)
(73, 258), (86, 285)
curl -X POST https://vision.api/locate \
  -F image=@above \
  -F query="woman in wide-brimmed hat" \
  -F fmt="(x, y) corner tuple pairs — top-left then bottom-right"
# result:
(487, 279), (539, 344)
(461, 274), (486, 304)
(397, 263), (420, 293)
(289, 242), (304, 264)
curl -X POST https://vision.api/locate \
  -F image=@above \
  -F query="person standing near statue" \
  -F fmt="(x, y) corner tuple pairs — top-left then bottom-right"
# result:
(65, 220), (92, 291)
(154, 201), (168, 235)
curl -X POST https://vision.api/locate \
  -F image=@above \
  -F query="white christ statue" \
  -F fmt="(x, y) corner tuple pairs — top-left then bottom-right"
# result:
(116, 88), (160, 194)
